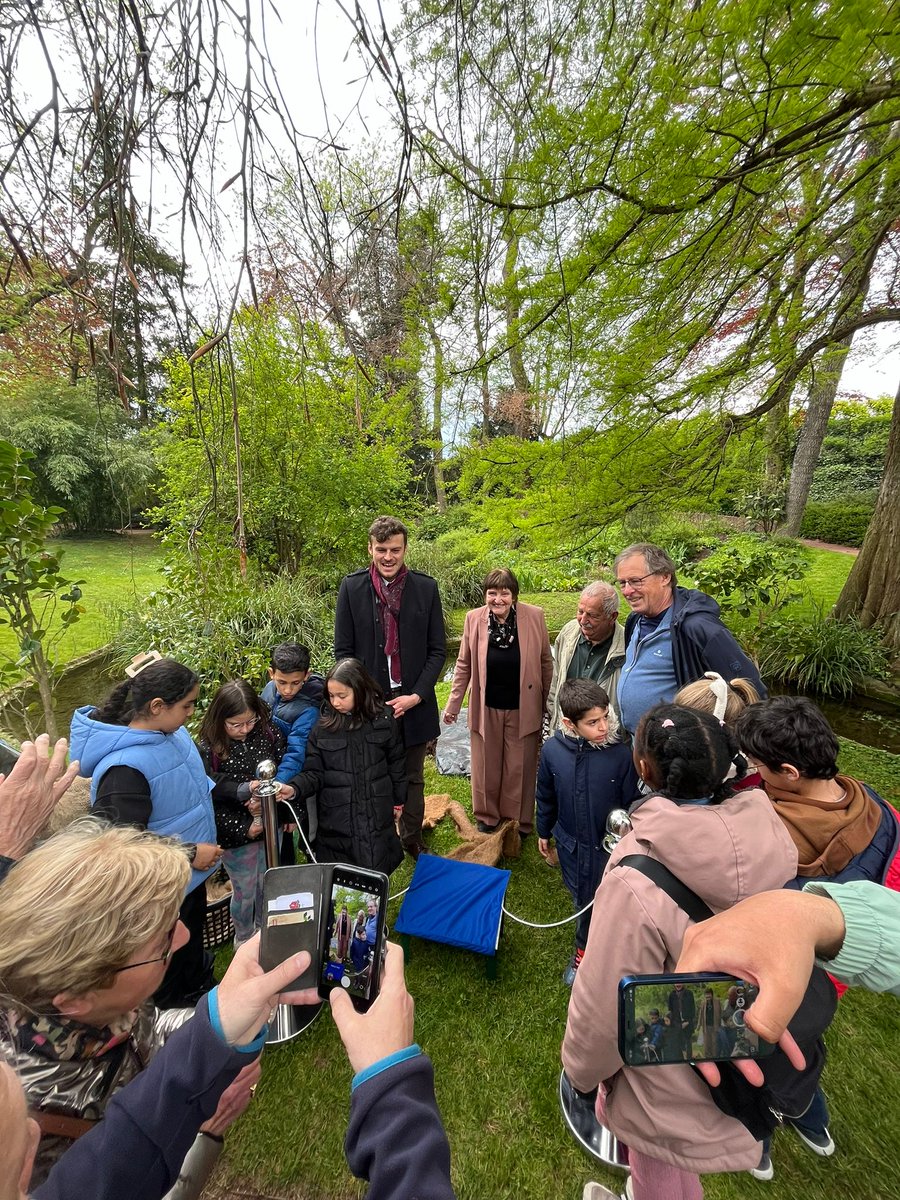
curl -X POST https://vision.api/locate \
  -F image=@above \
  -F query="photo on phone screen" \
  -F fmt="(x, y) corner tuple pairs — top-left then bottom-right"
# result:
(319, 868), (387, 1009)
(618, 973), (775, 1066)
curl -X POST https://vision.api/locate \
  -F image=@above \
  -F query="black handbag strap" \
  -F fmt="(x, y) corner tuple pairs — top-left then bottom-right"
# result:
(617, 854), (714, 925)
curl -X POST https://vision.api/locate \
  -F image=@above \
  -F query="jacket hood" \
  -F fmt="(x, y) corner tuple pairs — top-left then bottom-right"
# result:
(70, 705), (165, 777)
(299, 673), (325, 703)
(609, 789), (798, 911)
(672, 585), (721, 621)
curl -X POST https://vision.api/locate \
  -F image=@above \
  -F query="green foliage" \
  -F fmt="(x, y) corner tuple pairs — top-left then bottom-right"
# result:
(620, 510), (732, 568)
(0, 379), (158, 531)
(154, 307), (414, 584)
(756, 606), (890, 697)
(692, 534), (810, 621)
(739, 484), (787, 535)
(800, 501), (873, 548)
(809, 397), (891, 504)
(0, 441), (85, 737)
(111, 559), (334, 698)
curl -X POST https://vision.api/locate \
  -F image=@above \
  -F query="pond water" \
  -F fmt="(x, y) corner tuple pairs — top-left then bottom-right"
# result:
(775, 687), (900, 756)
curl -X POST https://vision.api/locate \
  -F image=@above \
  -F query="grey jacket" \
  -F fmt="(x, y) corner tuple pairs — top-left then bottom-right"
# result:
(547, 619), (627, 735)
(6, 1002), (220, 1197)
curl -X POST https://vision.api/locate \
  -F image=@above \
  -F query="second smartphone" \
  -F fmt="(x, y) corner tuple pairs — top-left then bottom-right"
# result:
(618, 972), (775, 1066)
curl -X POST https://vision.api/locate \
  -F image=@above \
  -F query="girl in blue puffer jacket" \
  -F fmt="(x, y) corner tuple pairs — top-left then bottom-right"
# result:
(69, 654), (220, 1007)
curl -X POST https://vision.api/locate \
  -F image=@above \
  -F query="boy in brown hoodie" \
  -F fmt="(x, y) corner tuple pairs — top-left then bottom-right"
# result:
(733, 695), (900, 1174)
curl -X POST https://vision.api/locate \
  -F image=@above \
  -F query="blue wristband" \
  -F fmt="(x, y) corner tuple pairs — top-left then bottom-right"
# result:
(206, 986), (269, 1054)
(352, 1044), (422, 1091)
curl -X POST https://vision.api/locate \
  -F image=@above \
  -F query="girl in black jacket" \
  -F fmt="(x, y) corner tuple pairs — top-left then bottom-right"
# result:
(287, 659), (405, 875)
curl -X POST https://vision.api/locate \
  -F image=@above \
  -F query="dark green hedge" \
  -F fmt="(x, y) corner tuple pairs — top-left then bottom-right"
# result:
(800, 500), (873, 547)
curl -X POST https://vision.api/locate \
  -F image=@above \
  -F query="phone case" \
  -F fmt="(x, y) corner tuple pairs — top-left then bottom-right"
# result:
(259, 864), (329, 991)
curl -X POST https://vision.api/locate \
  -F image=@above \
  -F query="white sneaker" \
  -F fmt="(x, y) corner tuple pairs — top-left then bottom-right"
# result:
(582, 1185), (623, 1200)
(792, 1125), (835, 1156)
(750, 1151), (774, 1181)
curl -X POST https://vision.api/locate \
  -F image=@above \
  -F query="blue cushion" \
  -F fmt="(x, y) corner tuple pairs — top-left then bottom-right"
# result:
(395, 854), (511, 956)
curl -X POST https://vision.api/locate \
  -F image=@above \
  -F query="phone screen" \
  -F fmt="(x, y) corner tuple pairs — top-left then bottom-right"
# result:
(319, 868), (387, 1008)
(619, 974), (775, 1066)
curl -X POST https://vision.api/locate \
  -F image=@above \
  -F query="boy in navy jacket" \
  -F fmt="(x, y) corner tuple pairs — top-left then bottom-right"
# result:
(537, 679), (639, 986)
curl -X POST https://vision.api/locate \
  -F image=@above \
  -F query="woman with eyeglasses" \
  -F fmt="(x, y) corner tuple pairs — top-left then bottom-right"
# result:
(70, 657), (221, 1009)
(198, 679), (287, 945)
(0, 820), (259, 1194)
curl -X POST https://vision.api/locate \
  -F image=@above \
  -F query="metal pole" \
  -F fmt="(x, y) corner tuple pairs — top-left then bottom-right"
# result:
(256, 760), (322, 1044)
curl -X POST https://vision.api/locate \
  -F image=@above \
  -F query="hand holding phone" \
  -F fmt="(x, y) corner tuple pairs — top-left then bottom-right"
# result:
(329, 942), (414, 1073)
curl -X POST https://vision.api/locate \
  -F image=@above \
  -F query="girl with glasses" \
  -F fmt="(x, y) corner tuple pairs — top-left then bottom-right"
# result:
(198, 679), (287, 946)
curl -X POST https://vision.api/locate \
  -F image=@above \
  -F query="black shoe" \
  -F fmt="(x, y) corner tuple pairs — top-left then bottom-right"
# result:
(476, 820), (498, 833)
(405, 841), (428, 860)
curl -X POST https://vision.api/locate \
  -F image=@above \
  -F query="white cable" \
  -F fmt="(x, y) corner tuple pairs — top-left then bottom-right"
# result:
(501, 897), (594, 928)
(281, 799), (581, 922)
(280, 797), (409, 902)
(279, 799), (317, 863)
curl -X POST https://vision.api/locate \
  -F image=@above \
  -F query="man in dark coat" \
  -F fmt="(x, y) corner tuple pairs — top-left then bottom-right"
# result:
(334, 516), (446, 859)
(668, 983), (697, 1059)
(615, 542), (766, 737)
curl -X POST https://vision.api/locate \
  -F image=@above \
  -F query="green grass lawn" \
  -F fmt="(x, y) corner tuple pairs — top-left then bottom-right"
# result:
(213, 735), (900, 1200)
(0, 534), (164, 666)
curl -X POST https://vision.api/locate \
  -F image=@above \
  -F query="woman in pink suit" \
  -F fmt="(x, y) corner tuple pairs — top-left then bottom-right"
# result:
(443, 568), (553, 836)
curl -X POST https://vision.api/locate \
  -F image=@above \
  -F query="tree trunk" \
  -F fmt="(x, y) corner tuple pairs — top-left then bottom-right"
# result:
(31, 644), (59, 742)
(426, 318), (447, 512)
(501, 222), (531, 397)
(764, 394), (790, 485)
(473, 290), (492, 440)
(782, 329), (854, 536)
(834, 375), (900, 652)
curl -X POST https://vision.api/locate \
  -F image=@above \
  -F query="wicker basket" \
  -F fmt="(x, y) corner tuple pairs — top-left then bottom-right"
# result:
(204, 893), (234, 950)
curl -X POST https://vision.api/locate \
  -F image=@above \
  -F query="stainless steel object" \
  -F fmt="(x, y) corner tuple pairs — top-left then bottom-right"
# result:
(602, 808), (633, 854)
(255, 758), (322, 1044)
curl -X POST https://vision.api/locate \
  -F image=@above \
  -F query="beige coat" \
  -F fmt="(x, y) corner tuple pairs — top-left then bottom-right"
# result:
(445, 602), (553, 737)
(562, 789), (798, 1174)
(547, 618), (627, 736)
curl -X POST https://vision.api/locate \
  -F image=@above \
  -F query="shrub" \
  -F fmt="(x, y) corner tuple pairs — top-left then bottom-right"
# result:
(800, 501), (873, 548)
(692, 535), (810, 619)
(620, 510), (731, 566)
(111, 568), (334, 703)
(757, 606), (890, 698)
(407, 539), (487, 610)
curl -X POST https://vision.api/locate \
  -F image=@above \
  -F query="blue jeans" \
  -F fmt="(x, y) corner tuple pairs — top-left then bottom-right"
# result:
(762, 1087), (830, 1154)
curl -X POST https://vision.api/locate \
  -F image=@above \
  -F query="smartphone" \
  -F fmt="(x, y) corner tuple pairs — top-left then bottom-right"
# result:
(0, 737), (19, 777)
(618, 973), (776, 1066)
(259, 864), (323, 991)
(318, 864), (389, 1012)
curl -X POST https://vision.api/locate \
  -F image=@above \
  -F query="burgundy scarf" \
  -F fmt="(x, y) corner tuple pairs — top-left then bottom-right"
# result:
(369, 563), (409, 680)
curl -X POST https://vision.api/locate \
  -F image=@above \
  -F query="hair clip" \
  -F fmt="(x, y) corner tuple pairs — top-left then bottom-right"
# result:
(661, 718), (675, 728)
(702, 672), (730, 722)
(125, 650), (162, 678)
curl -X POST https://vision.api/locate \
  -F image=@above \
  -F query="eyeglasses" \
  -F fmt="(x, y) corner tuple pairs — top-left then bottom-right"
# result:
(117, 924), (178, 973)
(615, 572), (659, 589)
(225, 715), (259, 732)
